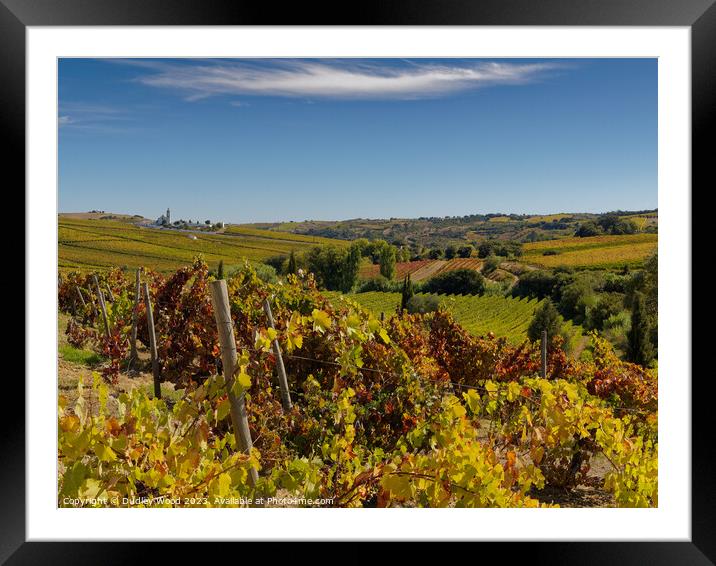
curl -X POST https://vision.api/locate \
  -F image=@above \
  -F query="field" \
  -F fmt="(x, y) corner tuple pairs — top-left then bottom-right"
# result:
(58, 217), (345, 272)
(326, 291), (582, 345)
(359, 258), (483, 281)
(523, 234), (657, 269)
(223, 225), (346, 246)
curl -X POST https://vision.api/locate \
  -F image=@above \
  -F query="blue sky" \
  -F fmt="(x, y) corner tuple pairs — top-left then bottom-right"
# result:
(58, 58), (657, 223)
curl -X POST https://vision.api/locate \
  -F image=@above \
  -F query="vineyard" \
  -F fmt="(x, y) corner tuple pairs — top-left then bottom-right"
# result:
(57, 260), (658, 508)
(359, 258), (483, 282)
(222, 225), (344, 246)
(58, 217), (345, 273)
(325, 291), (568, 345)
(523, 234), (658, 269)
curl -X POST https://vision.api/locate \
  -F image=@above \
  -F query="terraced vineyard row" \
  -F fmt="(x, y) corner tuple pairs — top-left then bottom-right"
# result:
(326, 291), (577, 344)
(58, 218), (345, 272)
(359, 258), (483, 281)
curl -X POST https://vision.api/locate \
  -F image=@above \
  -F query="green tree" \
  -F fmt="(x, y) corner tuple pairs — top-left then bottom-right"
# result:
(527, 298), (564, 343)
(625, 252), (658, 352)
(511, 270), (558, 300)
(340, 244), (362, 293)
(575, 221), (601, 237)
(558, 278), (596, 324)
(643, 253), (658, 349)
(400, 274), (414, 313)
(587, 293), (624, 331)
(457, 245), (474, 258)
(287, 251), (297, 275)
(306, 244), (361, 292)
(626, 291), (654, 366)
(379, 244), (397, 279)
(444, 245), (457, 260)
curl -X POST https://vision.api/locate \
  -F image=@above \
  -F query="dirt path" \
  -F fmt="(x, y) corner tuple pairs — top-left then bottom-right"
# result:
(58, 311), (173, 416)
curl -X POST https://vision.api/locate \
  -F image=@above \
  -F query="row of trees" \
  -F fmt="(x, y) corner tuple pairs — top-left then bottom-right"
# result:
(575, 214), (640, 237)
(266, 239), (400, 293)
(267, 238), (526, 283)
(407, 240), (523, 261)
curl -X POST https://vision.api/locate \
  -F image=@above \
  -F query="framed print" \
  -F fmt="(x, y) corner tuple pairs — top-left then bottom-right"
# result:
(5, 0), (711, 562)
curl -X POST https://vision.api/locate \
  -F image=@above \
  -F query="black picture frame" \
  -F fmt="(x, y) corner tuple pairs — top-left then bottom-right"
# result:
(5, 1), (709, 562)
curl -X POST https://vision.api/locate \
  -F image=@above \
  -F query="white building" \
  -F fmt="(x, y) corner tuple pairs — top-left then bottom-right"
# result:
(155, 208), (171, 226)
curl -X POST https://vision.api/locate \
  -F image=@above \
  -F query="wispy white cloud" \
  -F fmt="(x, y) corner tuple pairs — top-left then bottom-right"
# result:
(58, 102), (138, 133)
(131, 60), (562, 101)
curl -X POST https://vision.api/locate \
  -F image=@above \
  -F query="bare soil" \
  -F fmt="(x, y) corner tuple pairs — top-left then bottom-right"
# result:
(474, 418), (616, 508)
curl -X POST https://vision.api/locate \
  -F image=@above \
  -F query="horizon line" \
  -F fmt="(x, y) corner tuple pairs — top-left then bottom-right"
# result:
(58, 207), (659, 224)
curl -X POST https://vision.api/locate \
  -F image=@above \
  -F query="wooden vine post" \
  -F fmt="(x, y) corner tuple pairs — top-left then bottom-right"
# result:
(76, 287), (86, 309)
(262, 297), (293, 412)
(93, 274), (110, 338)
(210, 279), (258, 486)
(87, 286), (98, 318)
(105, 284), (115, 303)
(541, 329), (548, 379)
(129, 269), (141, 362)
(142, 282), (161, 399)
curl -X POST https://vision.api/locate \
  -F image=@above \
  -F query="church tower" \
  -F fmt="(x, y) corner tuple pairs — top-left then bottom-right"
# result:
(166, 208), (171, 225)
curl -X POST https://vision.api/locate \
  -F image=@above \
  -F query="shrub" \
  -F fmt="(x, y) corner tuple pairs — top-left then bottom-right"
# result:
(264, 254), (288, 275)
(558, 279), (596, 324)
(587, 293), (624, 331)
(602, 273), (629, 293)
(357, 277), (399, 293)
(254, 263), (278, 284)
(575, 222), (601, 237)
(406, 294), (441, 314)
(601, 311), (631, 353)
(422, 269), (486, 296)
(512, 270), (558, 300)
(482, 255), (501, 276)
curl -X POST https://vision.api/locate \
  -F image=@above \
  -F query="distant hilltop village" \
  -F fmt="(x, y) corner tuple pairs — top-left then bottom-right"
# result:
(153, 208), (224, 230)
(155, 208), (171, 226)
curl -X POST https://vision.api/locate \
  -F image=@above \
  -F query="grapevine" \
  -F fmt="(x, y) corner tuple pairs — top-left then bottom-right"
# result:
(58, 260), (658, 507)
